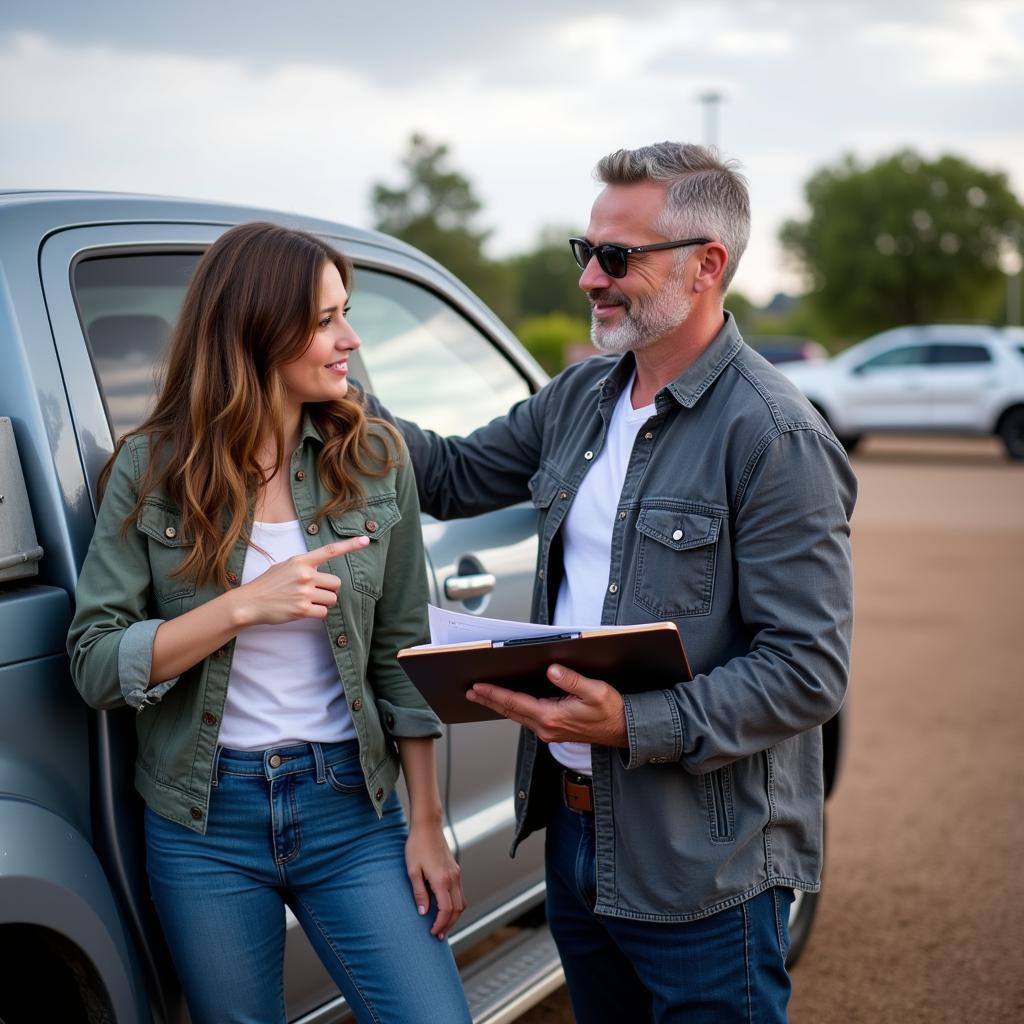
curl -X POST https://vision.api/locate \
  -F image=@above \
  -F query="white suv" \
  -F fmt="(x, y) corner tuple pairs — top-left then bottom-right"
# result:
(780, 324), (1024, 459)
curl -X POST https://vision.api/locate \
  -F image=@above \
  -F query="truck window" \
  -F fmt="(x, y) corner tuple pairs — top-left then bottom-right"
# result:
(73, 253), (201, 439)
(349, 269), (531, 436)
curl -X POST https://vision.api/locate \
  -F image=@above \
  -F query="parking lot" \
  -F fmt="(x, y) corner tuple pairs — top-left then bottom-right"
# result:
(521, 436), (1024, 1023)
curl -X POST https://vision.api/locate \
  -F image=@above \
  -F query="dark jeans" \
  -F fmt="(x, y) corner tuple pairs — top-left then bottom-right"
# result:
(545, 798), (793, 1024)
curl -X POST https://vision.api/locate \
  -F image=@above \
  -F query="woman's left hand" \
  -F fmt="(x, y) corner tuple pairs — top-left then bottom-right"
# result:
(405, 822), (465, 939)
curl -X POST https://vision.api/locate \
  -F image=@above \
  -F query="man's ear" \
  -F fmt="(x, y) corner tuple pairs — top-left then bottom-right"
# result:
(691, 242), (729, 295)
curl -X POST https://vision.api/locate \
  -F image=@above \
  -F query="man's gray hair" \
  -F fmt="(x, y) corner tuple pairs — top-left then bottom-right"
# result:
(595, 142), (750, 290)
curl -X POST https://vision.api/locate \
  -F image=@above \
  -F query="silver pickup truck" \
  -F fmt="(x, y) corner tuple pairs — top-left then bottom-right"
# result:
(0, 190), (839, 1023)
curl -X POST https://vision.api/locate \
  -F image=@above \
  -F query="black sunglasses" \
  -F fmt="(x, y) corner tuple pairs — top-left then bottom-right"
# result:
(569, 236), (711, 279)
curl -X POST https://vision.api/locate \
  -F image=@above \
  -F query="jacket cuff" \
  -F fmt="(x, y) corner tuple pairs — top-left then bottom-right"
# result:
(376, 699), (443, 739)
(620, 690), (684, 768)
(118, 619), (179, 711)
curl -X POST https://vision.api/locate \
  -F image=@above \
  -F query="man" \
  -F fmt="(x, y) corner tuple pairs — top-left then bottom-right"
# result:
(375, 142), (856, 1023)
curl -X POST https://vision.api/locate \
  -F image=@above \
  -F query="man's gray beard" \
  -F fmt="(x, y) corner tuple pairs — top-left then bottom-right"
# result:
(590, 275), (692, 354)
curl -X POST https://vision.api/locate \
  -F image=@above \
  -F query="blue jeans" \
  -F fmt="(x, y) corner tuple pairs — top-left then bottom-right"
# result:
(545, 798), (793, 1024)
(144, 740), (470, 1024)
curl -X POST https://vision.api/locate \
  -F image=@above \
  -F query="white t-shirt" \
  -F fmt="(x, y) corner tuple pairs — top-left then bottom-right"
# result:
(217, 519), (356, 751)
(550, 377), (656, 775)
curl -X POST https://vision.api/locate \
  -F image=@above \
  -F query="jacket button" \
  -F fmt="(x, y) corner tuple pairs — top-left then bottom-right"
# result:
(365, 519), (378, 533)
(672, 529), (684, 541)
(190, 806), (203, 820)
(202, 711), (217, 726)
(608, 582), (618, 594)
(306, 522), (320, 535)
(517, 789), (527, 801)
(295, 469), (305, 481)
(650, 756), (668, 763)
(226, 571), (238, 584)
(618, 511), (627, 520)
(375, 787), (385, 801)
(538, 569), (545, 580)
(336, 634), (349, 648)
(351, 698), (363, 712)
(213, 646), (227, 658)
(559, 490), (568, 500)
(164, 526), (177, 539)
(386, 713), (395, 729)
(644, 431), (654, 440)
(268, 754), (283, 768)
(583, 450), (594, 461)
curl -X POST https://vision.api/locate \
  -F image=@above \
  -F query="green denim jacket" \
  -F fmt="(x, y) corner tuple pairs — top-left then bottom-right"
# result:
(67, 415), (441, 833)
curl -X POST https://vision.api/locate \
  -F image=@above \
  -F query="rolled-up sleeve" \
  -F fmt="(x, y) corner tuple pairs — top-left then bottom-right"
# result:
(67, 442), (181, 711)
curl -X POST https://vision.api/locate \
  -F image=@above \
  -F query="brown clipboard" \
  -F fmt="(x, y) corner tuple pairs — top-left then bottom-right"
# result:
(397, 621), (692, 724)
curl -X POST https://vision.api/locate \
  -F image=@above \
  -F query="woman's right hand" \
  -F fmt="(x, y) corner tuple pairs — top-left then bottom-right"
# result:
(232, 537), (369, 627)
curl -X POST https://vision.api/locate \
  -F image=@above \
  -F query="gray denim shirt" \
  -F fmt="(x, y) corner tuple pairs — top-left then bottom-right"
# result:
(374, 314), (856, 922)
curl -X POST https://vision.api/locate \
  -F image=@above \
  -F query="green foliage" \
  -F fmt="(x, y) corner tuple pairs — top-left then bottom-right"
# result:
(781, 150), (1024, 337)
(371, 134), (516, 322)
(510, 226), (588, 322)
(517, 312), (591, 374)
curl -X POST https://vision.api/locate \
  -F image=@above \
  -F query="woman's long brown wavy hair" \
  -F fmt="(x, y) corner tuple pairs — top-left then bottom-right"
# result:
(99, 222), (400, 588)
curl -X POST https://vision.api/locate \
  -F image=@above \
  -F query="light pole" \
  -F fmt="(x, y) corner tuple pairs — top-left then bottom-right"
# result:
(698, 91), (723, 148)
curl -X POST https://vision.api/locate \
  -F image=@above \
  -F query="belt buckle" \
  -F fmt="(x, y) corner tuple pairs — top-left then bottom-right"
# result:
(562, 770), (594, 813)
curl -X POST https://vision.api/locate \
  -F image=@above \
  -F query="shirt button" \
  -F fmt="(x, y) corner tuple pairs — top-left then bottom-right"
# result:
(226, 571), (238, 584)
(538, 569), (545, 580)
(650, 756), (668, 764)
(164, 526), (177, 540)
(189, 806), (203, 820)
(618, 511), (627, 520)
(559, 490), (569, 500)
(336, 634), (349, 648)
(268, 754), (282, 768)
(517, 789), (527, 801)
(306, 522), (320, 535)
(295, 469), (305, 481)
(672, 529), (684, 541)
(202, 711), (217, 726)
(375, 787), (385, 801)
(351, 698), (363, 712)
(584, 450), (594, 461)
(365, 519), (378, 533)
(644, 431), (654, 440)
(608, 582), (618, 594)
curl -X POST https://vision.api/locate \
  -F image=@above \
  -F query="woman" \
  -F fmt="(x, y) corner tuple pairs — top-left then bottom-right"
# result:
(68, 223), (471, 1024)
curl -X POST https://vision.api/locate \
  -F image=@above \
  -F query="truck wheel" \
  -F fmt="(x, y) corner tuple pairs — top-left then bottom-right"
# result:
(786, 888), (821, 968)
(998, 407), (1024, 460)
(0, 928), (114, 1024)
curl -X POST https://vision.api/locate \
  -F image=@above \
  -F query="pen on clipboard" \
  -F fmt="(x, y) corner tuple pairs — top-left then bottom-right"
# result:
(492, 632), (581, 648)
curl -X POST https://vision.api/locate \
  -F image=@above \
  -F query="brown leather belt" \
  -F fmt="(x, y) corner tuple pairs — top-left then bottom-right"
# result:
(562, 770), (594, 813)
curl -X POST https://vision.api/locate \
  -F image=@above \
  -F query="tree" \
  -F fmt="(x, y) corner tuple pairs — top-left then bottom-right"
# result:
(371, 134), (516, 321)
(511, 227), (589, 322)
(780, 150), (1024, 338)
(517, 312), (591, 375)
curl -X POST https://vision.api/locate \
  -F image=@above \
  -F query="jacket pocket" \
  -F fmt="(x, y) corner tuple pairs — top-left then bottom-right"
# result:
(703, 764), (736, 844)
(136, 501), (197, 605)
(633, 501), (725, 617)
(326, 493), (401, 599)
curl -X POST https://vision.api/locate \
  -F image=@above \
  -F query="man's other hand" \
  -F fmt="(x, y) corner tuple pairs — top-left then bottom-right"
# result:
(466, 664), (628, 747)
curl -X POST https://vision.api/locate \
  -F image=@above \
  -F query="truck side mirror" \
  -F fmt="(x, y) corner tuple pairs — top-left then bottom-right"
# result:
(0, 417), (44, 582)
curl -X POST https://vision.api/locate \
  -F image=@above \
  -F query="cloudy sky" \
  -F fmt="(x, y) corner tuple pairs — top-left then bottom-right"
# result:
(2, 0), (1022, 303)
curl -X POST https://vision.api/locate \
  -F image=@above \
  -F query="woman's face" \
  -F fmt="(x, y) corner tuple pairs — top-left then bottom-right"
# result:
(279, 261), (361, 410)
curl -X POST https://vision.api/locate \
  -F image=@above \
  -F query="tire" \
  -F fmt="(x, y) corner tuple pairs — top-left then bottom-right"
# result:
(998, 406), (1024, 461)
(786, 888), (821, 968)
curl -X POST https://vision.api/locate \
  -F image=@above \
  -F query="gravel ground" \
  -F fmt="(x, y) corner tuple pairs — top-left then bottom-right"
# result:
(517, 436), (1024, 1023)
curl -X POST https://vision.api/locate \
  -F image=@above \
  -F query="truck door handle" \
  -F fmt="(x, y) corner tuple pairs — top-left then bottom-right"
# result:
(445, 573), (496, 601)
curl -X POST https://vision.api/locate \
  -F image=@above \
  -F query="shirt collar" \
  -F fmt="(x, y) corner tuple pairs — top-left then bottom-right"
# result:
(595, 312), (744, 411)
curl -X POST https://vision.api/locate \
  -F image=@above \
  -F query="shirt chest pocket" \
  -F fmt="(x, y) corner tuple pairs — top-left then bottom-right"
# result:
(136, 502), (198, 609)
(633, 504), (726, 618)
(326, 495), (401, 600)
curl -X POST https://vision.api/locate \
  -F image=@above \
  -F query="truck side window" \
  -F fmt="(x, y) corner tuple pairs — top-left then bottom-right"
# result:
(350, 269), (531, 436)
(73, 253), (201, 439)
